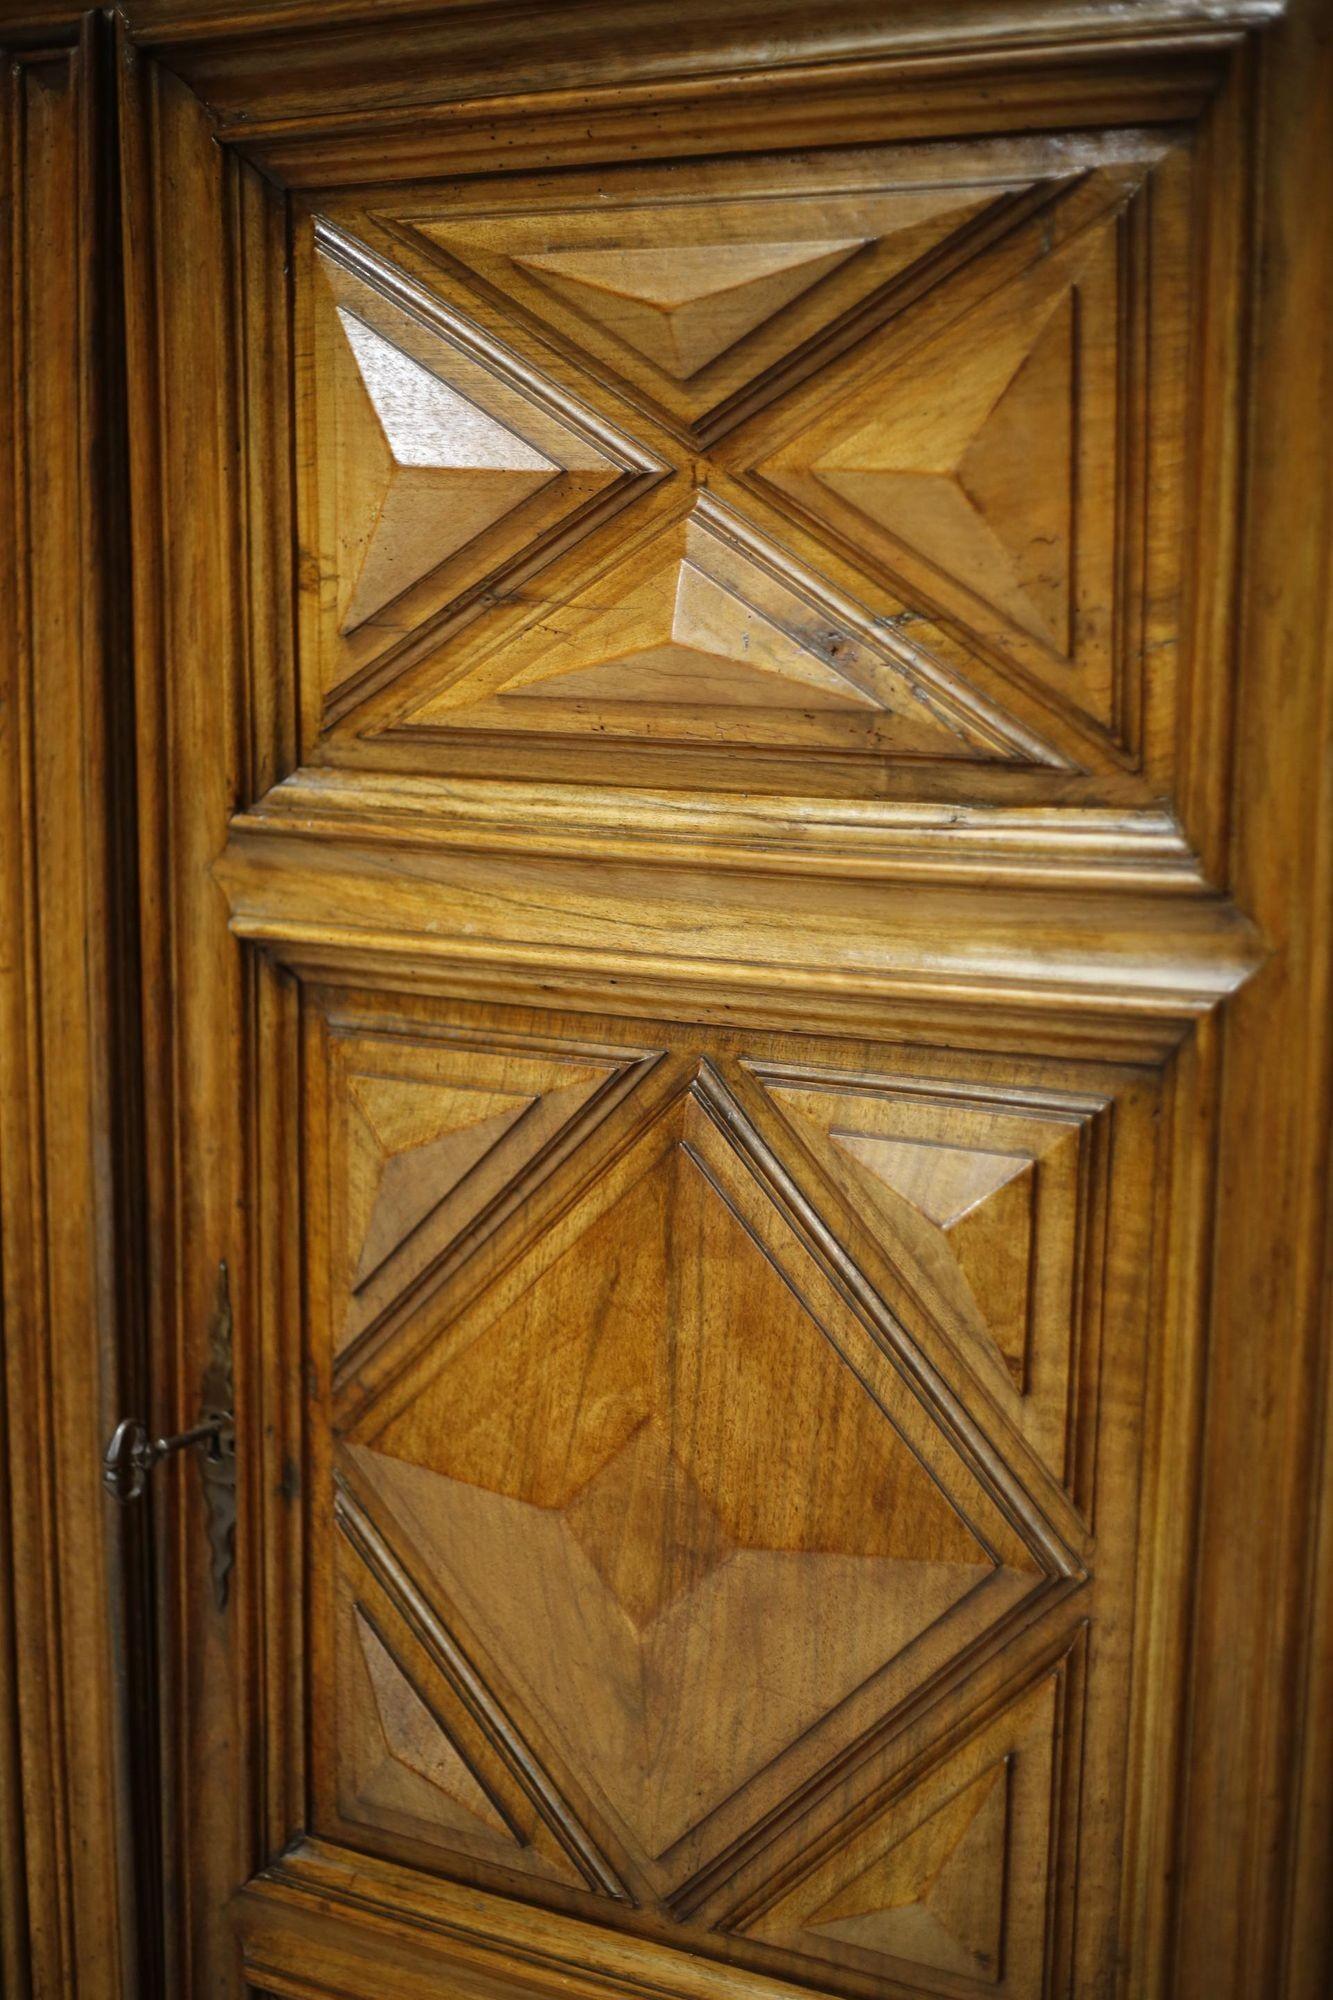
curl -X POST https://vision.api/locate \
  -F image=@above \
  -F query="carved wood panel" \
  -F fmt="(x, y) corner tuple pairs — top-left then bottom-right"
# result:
(302, 993), (1158, 1998)
(297, 128), (1194, 799)
(102, 7), (1333, 2000)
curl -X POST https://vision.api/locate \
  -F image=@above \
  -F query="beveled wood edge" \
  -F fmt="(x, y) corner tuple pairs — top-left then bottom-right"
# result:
(135, 1), (1280, 137)
(106, 3), (1328, 2000)
(230, 1830), (927, 2000)
(202, 50), (1235, 191)
(121, 0), (1286, 55)
(87, 0), (1282, 189)
(234, 769), (1212, 893)
(215, 821), (1265, 1041)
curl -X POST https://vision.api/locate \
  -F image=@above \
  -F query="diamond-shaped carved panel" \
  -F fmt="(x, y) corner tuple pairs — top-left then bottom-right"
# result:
(338, 1069), (1064, 1895)
(751, 1064), (1105, 1495)
(395, 495), (1047, 762)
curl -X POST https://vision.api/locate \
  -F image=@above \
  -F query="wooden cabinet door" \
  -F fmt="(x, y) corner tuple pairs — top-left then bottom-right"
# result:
(109, 6), (1332, 2000)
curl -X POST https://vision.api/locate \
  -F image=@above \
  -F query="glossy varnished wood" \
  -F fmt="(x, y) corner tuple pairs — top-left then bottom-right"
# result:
(121, 5), (1333, 1998)
(0, 16), (142, 1998)
(1, 2), (1330, 1999)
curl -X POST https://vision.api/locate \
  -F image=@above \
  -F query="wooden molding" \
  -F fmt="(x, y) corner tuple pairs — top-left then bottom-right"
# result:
(0, 17), (143, 1999)
(119, 0), (1280, 174)
(0, 2), (1320, 1999)
(1167, 0), (1333, 1991)
(234, 767), (1214, 893)
(217, 817), (1263, 1039)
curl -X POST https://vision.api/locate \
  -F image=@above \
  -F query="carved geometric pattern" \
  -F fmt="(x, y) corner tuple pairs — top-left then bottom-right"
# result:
(314, 228), (665, 719)
(751, 170), (1142, 744)
(737, 1663), (1064, 1997)
(337, 1067), (1065, 1894)
(333, 1032), (657, 1356)
(751, 1064), (1102, 1490)
(514, 240), (867, 381)
(353, 1607), (513, 1839)
(398, 495), (1046, 762)
(400, 177), (1036, 435)
(800, 1762), (1007, 1977)
(834, 1134), (1036, 1389)
(335, 310), (559, 632)
(333, 1527), (608, 1894)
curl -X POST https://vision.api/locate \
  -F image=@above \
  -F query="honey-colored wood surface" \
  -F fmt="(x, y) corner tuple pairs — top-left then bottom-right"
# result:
(0, 17), (144, 1999)
(1, 3), (1330, 1999)
(111, 6), (1333, 1999)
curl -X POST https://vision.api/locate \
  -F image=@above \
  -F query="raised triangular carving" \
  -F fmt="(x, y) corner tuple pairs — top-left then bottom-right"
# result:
(955, 292), (1075, 650)
(335, 1040), (650, 1357)
(830, 1131), (1038, 1392)
(513, 559), (877, 711)
(750, 1067), (1096, 1477)
(833, 1132), (1030, 1231)
(800, 1764), (1007, 1979)
(516, 240), (865, 379)
(738, 1666), (1063, 1991)
(400, 498), (1044, 762)
(336, 311), (557, 630)
(354, 1607), (513, 1839)
(754, 184), (1136, 741)
(346, 1075), (538, 1287)
(406, 180), (1028, 432)
(315, 230), (663, 720)
(814, 283), (1076, 655)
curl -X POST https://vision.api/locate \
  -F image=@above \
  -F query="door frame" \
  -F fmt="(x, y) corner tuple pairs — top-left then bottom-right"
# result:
(0, 2), (1330, 1996)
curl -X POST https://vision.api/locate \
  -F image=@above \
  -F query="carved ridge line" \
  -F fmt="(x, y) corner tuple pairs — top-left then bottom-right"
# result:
(679, 1123), (1015, 1573)
(709, 1626), (1081, 1936)
(689, 492), (1062, 764)
(335, 1481), (629, 1900)
(235, 772), (1213, 892)
(330, 1048), (664, 1394)
(351, 1594), (526, 1843)
(744, 1060), (1109, 1120)
(315, 219), (663, 467)
(687, 1061), (1084, 1579)
(225, 907), (1260, 1022)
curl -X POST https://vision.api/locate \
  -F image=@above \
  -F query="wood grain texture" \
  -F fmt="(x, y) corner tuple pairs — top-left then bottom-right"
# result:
(111, 0), (1276, 185)
(1165, 3), (1333, 1994)
(2, 1), (1322, 1999)
(289, 121), (1207, 803)
(117, 36), (261, 2000)
(217, 820), (1262, 1031)
(123, 8), (1331, 1996)
(0, 21), (142, 1999)
(283, 991), (1161, 1996)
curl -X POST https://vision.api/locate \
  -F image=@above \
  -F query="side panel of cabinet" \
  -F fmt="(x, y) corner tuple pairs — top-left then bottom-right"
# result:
(0, 19), (142, 2000)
